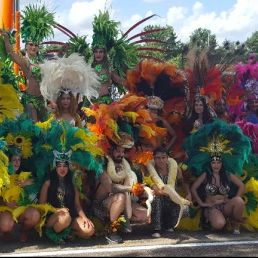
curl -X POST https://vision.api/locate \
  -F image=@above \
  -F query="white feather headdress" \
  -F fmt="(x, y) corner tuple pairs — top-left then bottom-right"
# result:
(40, 53), (100, 101)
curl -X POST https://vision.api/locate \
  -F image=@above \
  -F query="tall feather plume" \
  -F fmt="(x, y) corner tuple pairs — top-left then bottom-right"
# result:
(40, 53), (101, 102)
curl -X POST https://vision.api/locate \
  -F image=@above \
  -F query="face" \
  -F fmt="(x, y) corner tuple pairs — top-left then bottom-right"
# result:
(154, 152), (168, 170)
(94, 48), (105, 62)
(26, 42), (39, 57)
(211, 160), (222, 173)
(56, 163), (69, 177)
(11, 155), (21, 172)
(111, 146), (125, 163)
(194, 100), (204, 114)
(60, 94), (71, 110)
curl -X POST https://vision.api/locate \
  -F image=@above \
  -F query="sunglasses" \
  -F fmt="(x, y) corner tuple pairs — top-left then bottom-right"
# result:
(28, 42), (39, 47)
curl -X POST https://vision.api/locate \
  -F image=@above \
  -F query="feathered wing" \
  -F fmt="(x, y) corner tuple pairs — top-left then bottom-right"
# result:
(183, 119), (251, 176)
(40, 53), (101, 101)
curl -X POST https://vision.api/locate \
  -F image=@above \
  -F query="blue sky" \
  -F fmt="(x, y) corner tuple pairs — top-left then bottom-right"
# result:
(21, 0), (258, 45)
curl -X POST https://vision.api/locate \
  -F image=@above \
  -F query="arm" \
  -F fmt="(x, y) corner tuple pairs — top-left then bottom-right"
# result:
(158, 116), (177, 151)
(101, 171), (131, 193)
(39, 180), (50, 204)
(230, 174), (245, 197)
(152, 184), (166, 196)
(74, 188), (88, 219)
(112, 183), (131, 193)
(0, 29), (30, 75)
(111, 71), (126, 87)
(74, 188), (94, 228)
(191, 173), (209, 207)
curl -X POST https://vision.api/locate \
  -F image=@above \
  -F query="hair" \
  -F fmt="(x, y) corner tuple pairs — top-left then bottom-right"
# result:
(47, 168), (77, 218)
(184, 96), (213, 135)
(206, 160), (229, 188)
(54, 91), (78, 119)
(153, 147), (168, 156)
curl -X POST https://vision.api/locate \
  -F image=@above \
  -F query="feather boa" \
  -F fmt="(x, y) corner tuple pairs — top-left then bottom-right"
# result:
(106, 156), (153, 218)
(106, 156), (137, 186)
(147, 158), (190, 228)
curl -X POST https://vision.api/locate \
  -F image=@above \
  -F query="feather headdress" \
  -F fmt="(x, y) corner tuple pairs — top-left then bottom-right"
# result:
(40, 53), (101, 102)
(183, 119), (251, 176)
(21, 4), (55, 44)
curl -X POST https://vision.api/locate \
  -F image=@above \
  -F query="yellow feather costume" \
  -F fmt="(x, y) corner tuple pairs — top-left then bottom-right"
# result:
(0, 77), (23, 123)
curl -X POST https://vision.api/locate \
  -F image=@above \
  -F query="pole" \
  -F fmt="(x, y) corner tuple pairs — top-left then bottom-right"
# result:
(14, 0), (20, 74)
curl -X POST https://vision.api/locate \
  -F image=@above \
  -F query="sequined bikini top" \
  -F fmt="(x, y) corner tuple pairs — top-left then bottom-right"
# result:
(205, 183), (230, 196)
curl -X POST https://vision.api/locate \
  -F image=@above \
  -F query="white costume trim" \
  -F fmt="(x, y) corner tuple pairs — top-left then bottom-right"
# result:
(147, 158), (190, 227)
(106, 156), (153, 219)
(40, 53), (100, 102)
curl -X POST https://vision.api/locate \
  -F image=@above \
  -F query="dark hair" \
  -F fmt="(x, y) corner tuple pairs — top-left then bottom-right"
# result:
(206, 161), (229, 188)
(183, 96), (213, 135)
(153, 147), (168, 156)
(47, 169), (77, 218)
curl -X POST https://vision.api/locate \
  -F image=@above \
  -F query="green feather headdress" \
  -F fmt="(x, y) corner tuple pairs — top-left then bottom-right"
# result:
(21, 4), (55, 44)
(183, 119), (251, 176)
(91, 11), (161, 80)
(38, 120), (103, 176)
(92, 11), (119, 51)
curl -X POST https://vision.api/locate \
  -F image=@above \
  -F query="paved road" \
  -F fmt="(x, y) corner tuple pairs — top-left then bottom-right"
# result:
(1, 226), (258, 257)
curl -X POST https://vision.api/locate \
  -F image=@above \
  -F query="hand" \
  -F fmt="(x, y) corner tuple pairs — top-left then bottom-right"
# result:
(57, 208), (69, 215)
(193, 120), (201, 128)
(185, 193), (192, 203)
(16, 179), (33, 187)
(0, 28), (8, 37)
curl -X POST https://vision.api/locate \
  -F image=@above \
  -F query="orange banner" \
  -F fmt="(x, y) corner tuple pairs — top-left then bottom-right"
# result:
(0, 0), (14, 30)
(14, 10), (20, 74)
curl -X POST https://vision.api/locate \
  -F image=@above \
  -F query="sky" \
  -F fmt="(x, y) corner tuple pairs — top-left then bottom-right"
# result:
(20, 0), (258, 45)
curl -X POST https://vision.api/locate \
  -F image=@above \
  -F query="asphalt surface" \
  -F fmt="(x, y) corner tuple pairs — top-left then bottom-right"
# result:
(1, 225), (258, 257)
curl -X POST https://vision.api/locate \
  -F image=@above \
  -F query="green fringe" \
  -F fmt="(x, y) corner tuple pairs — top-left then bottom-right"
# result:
(45, 226), (72, 244)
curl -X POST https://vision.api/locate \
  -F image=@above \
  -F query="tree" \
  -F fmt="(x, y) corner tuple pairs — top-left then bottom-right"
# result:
(245, 31), (258, 53)
(189, 28), (217, 51)
(140, 25), (182, 62)
(212, 39), (247, 66)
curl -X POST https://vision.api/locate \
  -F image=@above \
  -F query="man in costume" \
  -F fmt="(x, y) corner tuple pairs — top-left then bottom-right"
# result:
(93, 132), (152, 244)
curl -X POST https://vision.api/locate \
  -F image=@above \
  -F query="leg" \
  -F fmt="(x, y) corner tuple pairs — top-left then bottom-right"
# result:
(224, 197), (245, 222)
(103, 194), (126, 244)
(0, 212), (15, 241)
(26, 103), (38, 122)
(72, 217), (95, 239)
(206, 208), (226, 231)
(163, 197), (180, 230)
(151, 196), (163, 231)
(18, 207), (41, 242)
(105, 193), (126, 222)
(46, 210), (72, 233)
(224, 197), (245, 232)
